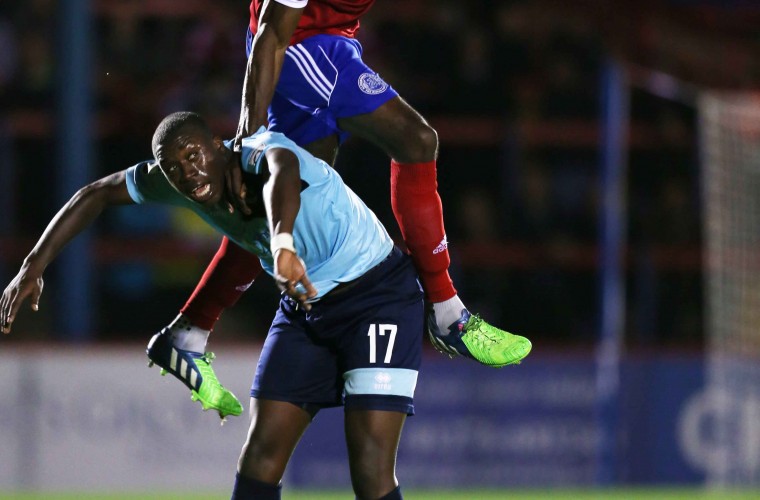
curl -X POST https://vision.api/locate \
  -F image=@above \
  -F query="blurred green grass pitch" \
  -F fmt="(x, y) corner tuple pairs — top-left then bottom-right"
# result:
(2, 489), (760, 499)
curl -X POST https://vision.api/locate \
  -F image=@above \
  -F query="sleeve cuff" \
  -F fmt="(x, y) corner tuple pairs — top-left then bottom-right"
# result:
(273, 0), (308, 8)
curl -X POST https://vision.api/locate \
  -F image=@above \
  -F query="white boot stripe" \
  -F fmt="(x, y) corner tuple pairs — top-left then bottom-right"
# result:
(170, 348), (178, 371)
(430, 332), (459, 356)
(430, 333), (449, 353)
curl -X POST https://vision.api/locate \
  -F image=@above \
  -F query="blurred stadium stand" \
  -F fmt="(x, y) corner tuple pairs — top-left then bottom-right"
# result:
(3, 0), (745, 345)
(2, 0), (760, 491)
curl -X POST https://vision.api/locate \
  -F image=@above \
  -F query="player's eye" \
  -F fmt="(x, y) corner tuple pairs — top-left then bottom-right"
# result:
(188, 152), (198, 161)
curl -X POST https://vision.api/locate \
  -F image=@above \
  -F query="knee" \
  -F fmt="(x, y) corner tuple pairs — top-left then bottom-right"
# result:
(393, 122), (438, 164)
(237, 440), (286, 485)
(350, 455), (396, 499)
(416, 124), (439, 160)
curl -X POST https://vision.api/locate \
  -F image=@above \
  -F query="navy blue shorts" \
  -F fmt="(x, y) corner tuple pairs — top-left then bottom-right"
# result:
(246, 30), (399, 146)
(251, 247), (423, 415)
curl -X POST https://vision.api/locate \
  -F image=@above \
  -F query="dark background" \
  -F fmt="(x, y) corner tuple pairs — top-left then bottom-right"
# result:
(2, 0), (759, 350)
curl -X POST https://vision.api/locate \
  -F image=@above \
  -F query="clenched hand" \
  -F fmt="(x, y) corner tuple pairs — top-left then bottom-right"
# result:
(273, 250), (317, 311)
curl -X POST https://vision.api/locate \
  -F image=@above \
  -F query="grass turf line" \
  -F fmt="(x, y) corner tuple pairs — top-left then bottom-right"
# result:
(2, 490), (760, 500)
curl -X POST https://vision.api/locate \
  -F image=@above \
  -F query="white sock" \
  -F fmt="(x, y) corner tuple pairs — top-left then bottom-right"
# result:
(432, 295), (467, 335)
(168, 314), (210, 353)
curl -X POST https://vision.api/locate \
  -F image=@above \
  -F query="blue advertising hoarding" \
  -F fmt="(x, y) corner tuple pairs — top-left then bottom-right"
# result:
(287, 352), (707, 488)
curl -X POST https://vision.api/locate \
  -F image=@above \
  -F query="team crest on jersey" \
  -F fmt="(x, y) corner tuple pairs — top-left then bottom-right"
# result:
(358, 72), (388, 95)
(248, 146), (265, 170)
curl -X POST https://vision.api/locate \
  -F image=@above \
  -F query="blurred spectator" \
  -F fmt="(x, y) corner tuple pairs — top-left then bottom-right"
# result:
(510, 159), (556, 242)
(10, 29), (54, 109)
(0, 18), (18, 97)
(2, 0), (729, 346)
(448, 27), (502, 115)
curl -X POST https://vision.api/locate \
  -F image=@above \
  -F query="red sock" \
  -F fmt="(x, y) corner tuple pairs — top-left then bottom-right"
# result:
(390, 159), (456, 302)
(181, 237), (262, 330)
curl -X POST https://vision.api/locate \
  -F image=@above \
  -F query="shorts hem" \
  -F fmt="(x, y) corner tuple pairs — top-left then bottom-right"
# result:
(251, 389), (341, 411)
(344, 394), (415, 416)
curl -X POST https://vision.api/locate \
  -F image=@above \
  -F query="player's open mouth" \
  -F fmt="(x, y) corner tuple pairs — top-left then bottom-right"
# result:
(192, 183), (212, 201)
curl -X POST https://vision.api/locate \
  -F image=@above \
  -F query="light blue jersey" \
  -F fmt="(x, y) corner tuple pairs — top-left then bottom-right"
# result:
(125, 130), (394, 299)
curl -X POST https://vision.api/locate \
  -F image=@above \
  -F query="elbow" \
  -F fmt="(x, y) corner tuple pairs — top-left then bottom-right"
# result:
(256, 23), (290, 51)
(69, 180), (110, 211)
(72, 182), (101, 203)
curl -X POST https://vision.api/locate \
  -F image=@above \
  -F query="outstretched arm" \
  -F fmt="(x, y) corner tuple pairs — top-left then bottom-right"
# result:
(1, 171), (134, 333)
(263, 147), (317, 308)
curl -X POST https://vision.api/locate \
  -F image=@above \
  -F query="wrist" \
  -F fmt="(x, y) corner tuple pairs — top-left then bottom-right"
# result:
(22, 254), (46, 275)
(270, 232), (296, 256)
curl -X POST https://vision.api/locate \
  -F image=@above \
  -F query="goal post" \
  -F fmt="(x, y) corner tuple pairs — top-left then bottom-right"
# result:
(597, 65), (760, 486)
(699, 92), (760, 486)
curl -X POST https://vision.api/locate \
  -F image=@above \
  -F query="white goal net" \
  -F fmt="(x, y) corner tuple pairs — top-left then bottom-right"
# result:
(699, 92), (760, 486)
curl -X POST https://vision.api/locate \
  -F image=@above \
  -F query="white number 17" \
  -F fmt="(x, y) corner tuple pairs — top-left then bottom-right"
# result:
(367, 324), (398, 364)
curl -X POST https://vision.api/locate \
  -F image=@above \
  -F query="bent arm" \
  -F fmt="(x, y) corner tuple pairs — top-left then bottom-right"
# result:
(240, 1), (304, 135)
(263, 147), (302, 237)
(1, 171), (133, 333)
(263, 147), (317, 305)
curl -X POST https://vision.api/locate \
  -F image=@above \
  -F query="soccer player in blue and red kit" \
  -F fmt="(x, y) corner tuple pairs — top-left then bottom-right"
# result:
(168, 0), (532, 380)
(2, 111), (460, 499)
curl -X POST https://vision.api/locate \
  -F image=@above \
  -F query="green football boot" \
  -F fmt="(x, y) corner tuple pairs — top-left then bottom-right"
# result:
(427, 307), (532, 368)
(147, 329), (243, 420)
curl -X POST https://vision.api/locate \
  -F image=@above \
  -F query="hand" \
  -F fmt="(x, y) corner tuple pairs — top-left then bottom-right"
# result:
(227, 99), (254, 216)
(224, 166), (253, 216)
(273, 250), (317, 311)
(233, 105), (251, 154)
(1, 266), (44, 334)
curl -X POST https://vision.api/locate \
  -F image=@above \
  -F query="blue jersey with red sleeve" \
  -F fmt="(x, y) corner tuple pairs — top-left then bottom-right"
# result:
(249, 0), (375, 45)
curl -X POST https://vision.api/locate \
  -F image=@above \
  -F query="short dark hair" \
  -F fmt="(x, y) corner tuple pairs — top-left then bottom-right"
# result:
(152, 111), (210, 158)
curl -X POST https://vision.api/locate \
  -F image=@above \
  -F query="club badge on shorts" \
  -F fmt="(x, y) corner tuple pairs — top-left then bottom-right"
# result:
(358, 72), (388, 95)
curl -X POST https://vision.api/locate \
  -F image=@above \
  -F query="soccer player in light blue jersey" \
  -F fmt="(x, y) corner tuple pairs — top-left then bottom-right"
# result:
(170, 0), (535, 373)
(2, 111), (467, 499)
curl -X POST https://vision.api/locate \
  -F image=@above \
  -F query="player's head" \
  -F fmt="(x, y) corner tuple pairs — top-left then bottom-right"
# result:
(152, 111), (231, 206)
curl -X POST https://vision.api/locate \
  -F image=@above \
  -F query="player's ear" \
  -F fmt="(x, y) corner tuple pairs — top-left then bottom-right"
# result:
(213, 135), (224, 150)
